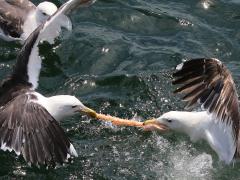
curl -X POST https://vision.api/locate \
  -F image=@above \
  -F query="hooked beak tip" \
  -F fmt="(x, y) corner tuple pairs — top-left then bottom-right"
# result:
(80, 107), (97, 118)
(143, 118), (169, 131)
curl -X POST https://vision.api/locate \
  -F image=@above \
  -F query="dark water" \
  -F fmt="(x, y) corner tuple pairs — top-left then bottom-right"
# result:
(1, 0), (240, 179)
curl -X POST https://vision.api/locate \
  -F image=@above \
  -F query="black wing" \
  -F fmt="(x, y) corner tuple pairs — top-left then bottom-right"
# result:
(0, 25), (42, 103)
(0, 93), (77, 166)
(0, 0), (35, 38)
(173, 58), (240, 154)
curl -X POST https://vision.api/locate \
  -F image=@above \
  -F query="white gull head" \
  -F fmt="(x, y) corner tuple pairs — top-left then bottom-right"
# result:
(21, 1), (58, 41)
(34, 93), (97, 121)
(47, 95), (94, 120)
(155, 111), (208, 135)
(36, 2), (58, 23)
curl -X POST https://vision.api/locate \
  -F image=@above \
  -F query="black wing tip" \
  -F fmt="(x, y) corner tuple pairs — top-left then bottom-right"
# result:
(173, 58), (222, 73)
(172, 58), (222, 81)
(173, 58), (201, 77)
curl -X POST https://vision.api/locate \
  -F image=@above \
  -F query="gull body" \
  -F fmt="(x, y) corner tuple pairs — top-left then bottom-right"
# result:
(153, 111), (235, 164)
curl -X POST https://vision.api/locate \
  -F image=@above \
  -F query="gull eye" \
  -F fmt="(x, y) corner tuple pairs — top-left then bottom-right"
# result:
(42, 12), (47, 16)
(167, 119), (172, 123)
(72, 105), (77, 108)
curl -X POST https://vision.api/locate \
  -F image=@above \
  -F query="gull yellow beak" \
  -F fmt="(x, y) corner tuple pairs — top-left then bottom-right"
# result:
(80, 107), (97, 118)
(143, 119), (169, 131)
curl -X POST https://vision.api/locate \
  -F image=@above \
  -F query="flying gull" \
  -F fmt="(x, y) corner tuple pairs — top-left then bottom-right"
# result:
(144, 58), (239, 164)
(0, 0), (96, 167)
(0, 0), (79, 43)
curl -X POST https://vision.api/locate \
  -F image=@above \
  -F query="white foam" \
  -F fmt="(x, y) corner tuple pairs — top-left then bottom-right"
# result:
(151, 139), (213, 179)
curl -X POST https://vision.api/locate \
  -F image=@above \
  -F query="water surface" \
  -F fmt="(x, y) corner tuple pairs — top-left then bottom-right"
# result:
(0, 0), (240, 179)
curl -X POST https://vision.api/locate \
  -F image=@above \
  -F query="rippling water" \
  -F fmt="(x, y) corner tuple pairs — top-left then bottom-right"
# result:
(1, 0), (240, 179)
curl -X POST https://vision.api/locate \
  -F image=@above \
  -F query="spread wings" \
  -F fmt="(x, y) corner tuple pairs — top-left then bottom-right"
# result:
(0, 93), (77, 167)
(173, 58), (240, 154)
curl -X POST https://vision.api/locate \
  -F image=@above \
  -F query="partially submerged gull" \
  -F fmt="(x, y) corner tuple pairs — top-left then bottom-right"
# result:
(144, 58), (239, 164)
(0, 0), (96, 167)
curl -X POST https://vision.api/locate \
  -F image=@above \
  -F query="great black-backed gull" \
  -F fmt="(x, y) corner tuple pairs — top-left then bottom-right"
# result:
(144, 58), (239, 164)
(0, 0), (90, 43)
(0, 0), (96, 167)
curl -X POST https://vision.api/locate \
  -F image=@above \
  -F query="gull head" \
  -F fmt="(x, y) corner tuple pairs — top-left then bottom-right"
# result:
(36, 1), (58, 23)
(143, 111), (193, 133)
(47, 95), (97, 121)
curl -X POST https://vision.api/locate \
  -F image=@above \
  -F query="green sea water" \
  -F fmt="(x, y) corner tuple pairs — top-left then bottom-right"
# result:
(0, 0), (240, 179)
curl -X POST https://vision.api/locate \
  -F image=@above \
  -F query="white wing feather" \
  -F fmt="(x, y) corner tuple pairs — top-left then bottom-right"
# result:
(204, 115), (236, 164)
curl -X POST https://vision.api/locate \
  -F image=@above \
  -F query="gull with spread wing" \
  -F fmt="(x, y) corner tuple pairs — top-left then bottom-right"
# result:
(0, 0), (96, 167)
(144, 58), (240, 164)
